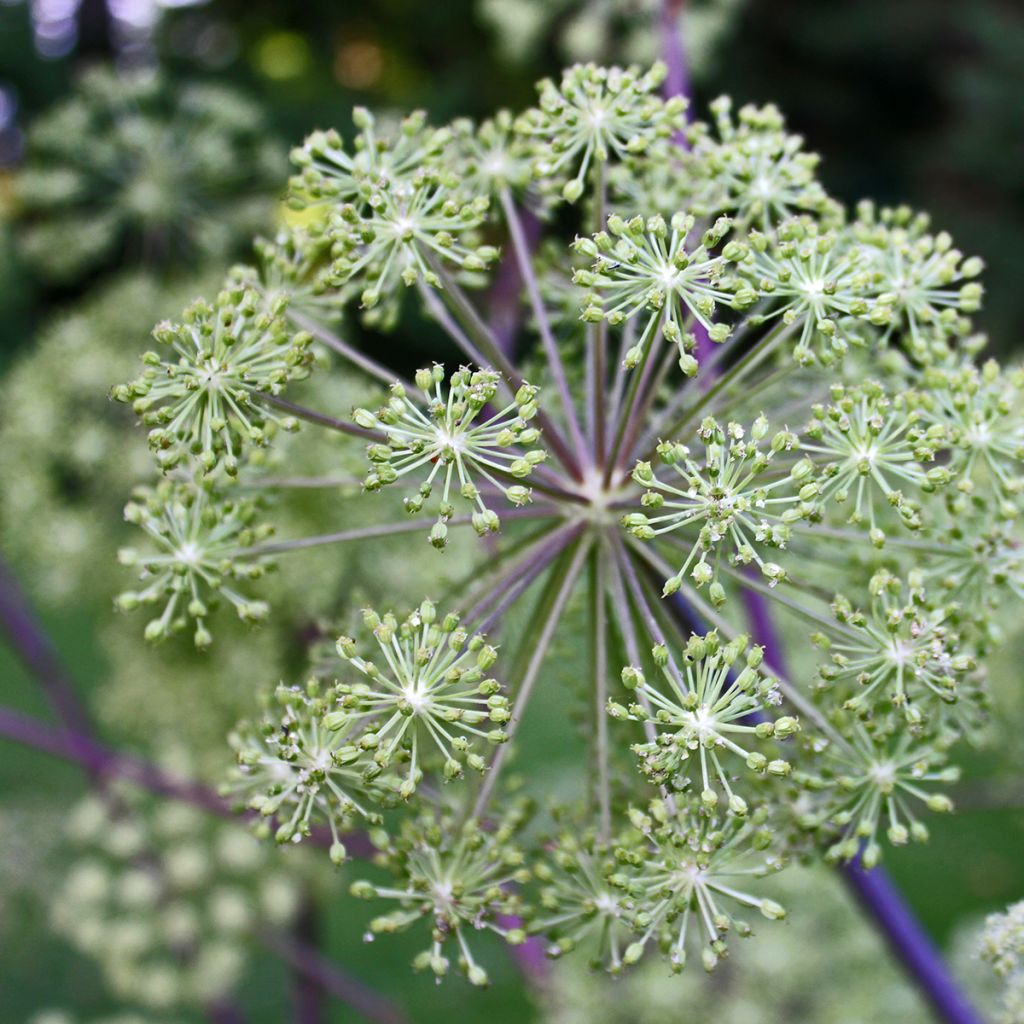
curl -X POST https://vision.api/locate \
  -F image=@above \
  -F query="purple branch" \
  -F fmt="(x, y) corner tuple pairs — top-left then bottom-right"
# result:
(0, 704), (236, 816)
(261, 928), (410, 1024)
(497, 915), (551, 985)
(205, 1000), (248, 1024)
(660, 0), (691, 116)
(742, 586), (981, 1024)
(0, 557), (94, 738)
(0, 704), (378, 857)
(487, 206), (542, 358)
(843, 859), (981, 1024)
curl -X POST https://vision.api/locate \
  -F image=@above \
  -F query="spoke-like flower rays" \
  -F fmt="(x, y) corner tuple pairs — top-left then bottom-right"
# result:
(616, 801), (786, 973)
(608, 631), (798, 813)
(515, 62), (685, 202)
(350, 804), (531, 986)
(575, 213), (738, 371)
(116, 480), (271, 646)
(356, 365), (546, 546)
(328, 602), (510, 796)
(115, 284), (313, 473)
(625, 417), (813, 599)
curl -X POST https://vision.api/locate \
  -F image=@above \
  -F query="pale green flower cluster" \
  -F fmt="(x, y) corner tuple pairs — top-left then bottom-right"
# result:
(52, 787), (301, 1011)
(14, 68), (284, 283)
(981, 901), (1024, 1024)
(100, 61), (1024, 986)
(537, 866), (930, 1024)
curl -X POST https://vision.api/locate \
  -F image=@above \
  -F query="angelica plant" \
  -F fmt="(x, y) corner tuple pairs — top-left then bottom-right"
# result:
(13, 68), (284, 282)
(111, 61), (1024, 989)
(53, 785), (301, 1011)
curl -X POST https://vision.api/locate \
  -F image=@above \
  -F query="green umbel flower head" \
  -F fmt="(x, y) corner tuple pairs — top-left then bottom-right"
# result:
(609, 630), (798, 813)
(116, 479), (272, 647)
(350, 802), (531, 986)
(328, 601), (511, 796)
(115, 283), (313, 473)
(355, 365), (546, 546)
(15, 68), (284, 282)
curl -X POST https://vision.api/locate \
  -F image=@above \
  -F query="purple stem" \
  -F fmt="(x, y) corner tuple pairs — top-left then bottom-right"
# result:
(742, 587), (981, 1024)
(0, 561), (257, 1024)
(660, 1), (715, 368)
(0, 704), (378, 858)
(497, 915), (551, 984)
(260, 928), (410, 1024)
(487, 206), (542, 358)
(0, 557), (94, 738)
(660, 0), (692, 121)
(205, 1001), (248, 1024)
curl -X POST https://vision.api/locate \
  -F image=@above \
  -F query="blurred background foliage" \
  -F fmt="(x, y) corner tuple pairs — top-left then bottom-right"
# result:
(0, 0), (1022, 1021)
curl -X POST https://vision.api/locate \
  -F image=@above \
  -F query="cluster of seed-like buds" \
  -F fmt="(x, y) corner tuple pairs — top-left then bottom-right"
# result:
(233, 225), (348, 326)
(288, 108), (497, 325)
(226, 678), (394, 861)
(686, 96), (836, 229)
(325, 173), (498, 313)
(608, 631), (799, 813)
(530, 823), (634, 971)
(52, 790), (299, 1010)
(15, 67), (285, 283)
(607, 800), (786, 974)
(516, 62), (686, 202)
(227, 601), (510, 852)
(625, 416), (813, 602)
(851, 201), (985, 357)
(733, 218), (871, 365)
(798, 725), (958, 868)
(329, 601), (510, 796)
(115, 479), (272, 647)
(814, 570), (975, 722)
(803, 381), (948, 541)
(114, 283), (312, 473)
(980, 900), (1024, 1024)
(288, 107), (451, 207)
(575, 212), (738, 371)
(355, 365), (546, 546)
(350, 802), (531, 986)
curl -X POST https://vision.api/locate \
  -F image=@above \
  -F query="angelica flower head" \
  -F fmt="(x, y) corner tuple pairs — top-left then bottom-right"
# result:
(15, 68), (284, 283)
(574, 212), (738, 369)
(852, 202), (985, 356)
(350, 801), (531, 986)
(735, 217), (871, 366)
(531, 822), (633, 972)
(805, 380), (947, 539)
(816, 571), (975, 722)
(289, 107), (451, 209)
(355, 365), (546, 546)
(227, 678), (394, 857)
(516, 62), (685, 202)
(609, 630), (798, 813)
(326, 172), (498, 316)
(688, 96), (836, 229)
(100, 67), (1024, 990)
(328, 600), (510, 797)
(114, 283), (313, 473)
(800, 724), (958, 868)
(53, 786), (300, 1010)
(612, 799), (786, 973)
(115, 479), (272, 647)
(625, 416), (812, 600)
